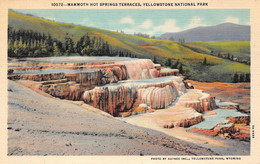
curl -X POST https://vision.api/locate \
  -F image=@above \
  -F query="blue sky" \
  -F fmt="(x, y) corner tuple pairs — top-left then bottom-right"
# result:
(14, 9), (250, 36)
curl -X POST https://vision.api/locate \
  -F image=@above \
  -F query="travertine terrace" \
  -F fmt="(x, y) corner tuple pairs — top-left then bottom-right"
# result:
(8, 56), (250, 155)
(8, 56), (216, 126)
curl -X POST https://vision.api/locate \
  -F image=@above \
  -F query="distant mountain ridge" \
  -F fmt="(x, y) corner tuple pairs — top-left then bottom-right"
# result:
(159, 23), (250, 42)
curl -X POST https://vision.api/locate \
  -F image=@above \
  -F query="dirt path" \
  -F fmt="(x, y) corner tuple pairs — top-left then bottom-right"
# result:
(8, 80), (217, 156)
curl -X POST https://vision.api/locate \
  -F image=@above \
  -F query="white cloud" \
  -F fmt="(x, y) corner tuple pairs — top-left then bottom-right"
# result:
(153, 19), (180, 33)
(185, 16), (207, 29)
(79, 18), (95, 27)
(144, 30), (154, 36)
(120, 17), (135, 25)
(80, 18), (89, 24)
(225, 16), (239, 24)
(121, 19), (153, 35)
(139, 19), (152, 29)
(121, 19), (180, 36)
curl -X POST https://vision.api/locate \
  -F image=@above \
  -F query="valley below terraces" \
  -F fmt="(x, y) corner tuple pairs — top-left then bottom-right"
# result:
(7, 56), (250, 155)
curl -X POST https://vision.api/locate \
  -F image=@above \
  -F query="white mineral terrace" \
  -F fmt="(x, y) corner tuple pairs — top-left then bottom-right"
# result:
(8, 56), (158, 80)
(10, 68), (100, 75)
(13, 56), (141, 63)
(8, 56), (247, 130)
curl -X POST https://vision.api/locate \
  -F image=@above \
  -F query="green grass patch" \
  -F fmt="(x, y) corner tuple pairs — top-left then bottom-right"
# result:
(188, 41), (250, 62)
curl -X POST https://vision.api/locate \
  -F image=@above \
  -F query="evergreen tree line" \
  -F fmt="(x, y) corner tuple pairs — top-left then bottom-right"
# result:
(164, 58), (183, 74)
(76, 33), (111, 56)
(8, 26), (117, 58)
(8, 26), (62, 57)
(7, 26), (159, 60)
(232, 72), (250, 83)
(212, 51), (250, 65)
(167, 37), (185, 43)
(133, 32), (156, 39)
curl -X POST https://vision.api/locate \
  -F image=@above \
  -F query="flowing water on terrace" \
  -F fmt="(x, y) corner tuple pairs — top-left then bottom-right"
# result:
(215, 99), (238, 106)
(187, 109), (248, 130)
(98, 76), (179, 87)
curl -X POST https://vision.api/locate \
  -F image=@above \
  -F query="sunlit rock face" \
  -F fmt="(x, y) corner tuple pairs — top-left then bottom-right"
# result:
(85, 64), (128, 82)
(8, 65), (128, 87)
(137, 86), (177, 109)
(40, 82), (86, 101)
(159, 68), (179, 77)
(65, 70), (105, 87)
(8, 73), (66, 81)
(200, 96), (217, 112)
(38, 66), (129, 100)
(83, 76), (186, 116)
(66, 66), (128, 86)
(136, 77), (186, 109)
(119, 59), (159, 80)
(177, 89), (216, 113)
(174, 115), (205, 128)
(227, 116), (250, 125)
(83, 85), (137, 116)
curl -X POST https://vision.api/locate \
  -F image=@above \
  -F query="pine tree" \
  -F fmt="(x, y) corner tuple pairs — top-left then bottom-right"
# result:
(53, 42), (60, 56)
(165, 58), (172, 67)
(203, 57), (207, 65)
(227, 53), (230, 59)
(245, 73), (250, 82)
(13, 40), (17, 48)
(171, 59), (179, 69)
(8, 40), (12, 49)
(239, 73), (245, 82)
(177, 63), (183, 74)
(23, 42), (27, 49)
(18, 37), (23, 48)
(7, 26), (61, 58)
(41, 41), (47, 55)
(63, 34), (74, 54)
(105, 42), (110, 55)
(232, 72), (239, 83)
(153, 56), (157, 64)
(33, 40), (37, 49)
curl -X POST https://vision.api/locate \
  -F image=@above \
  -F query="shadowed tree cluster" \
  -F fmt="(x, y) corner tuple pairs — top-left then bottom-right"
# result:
(76, 33), (111, 56)
(164, 58), (183, 74)
(232, 72), (250, 83)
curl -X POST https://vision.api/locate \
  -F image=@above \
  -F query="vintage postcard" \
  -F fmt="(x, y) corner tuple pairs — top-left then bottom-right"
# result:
(0, 0), (259, 163)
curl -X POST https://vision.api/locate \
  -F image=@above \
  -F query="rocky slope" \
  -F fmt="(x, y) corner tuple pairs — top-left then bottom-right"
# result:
(8, 80), (217, 155)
